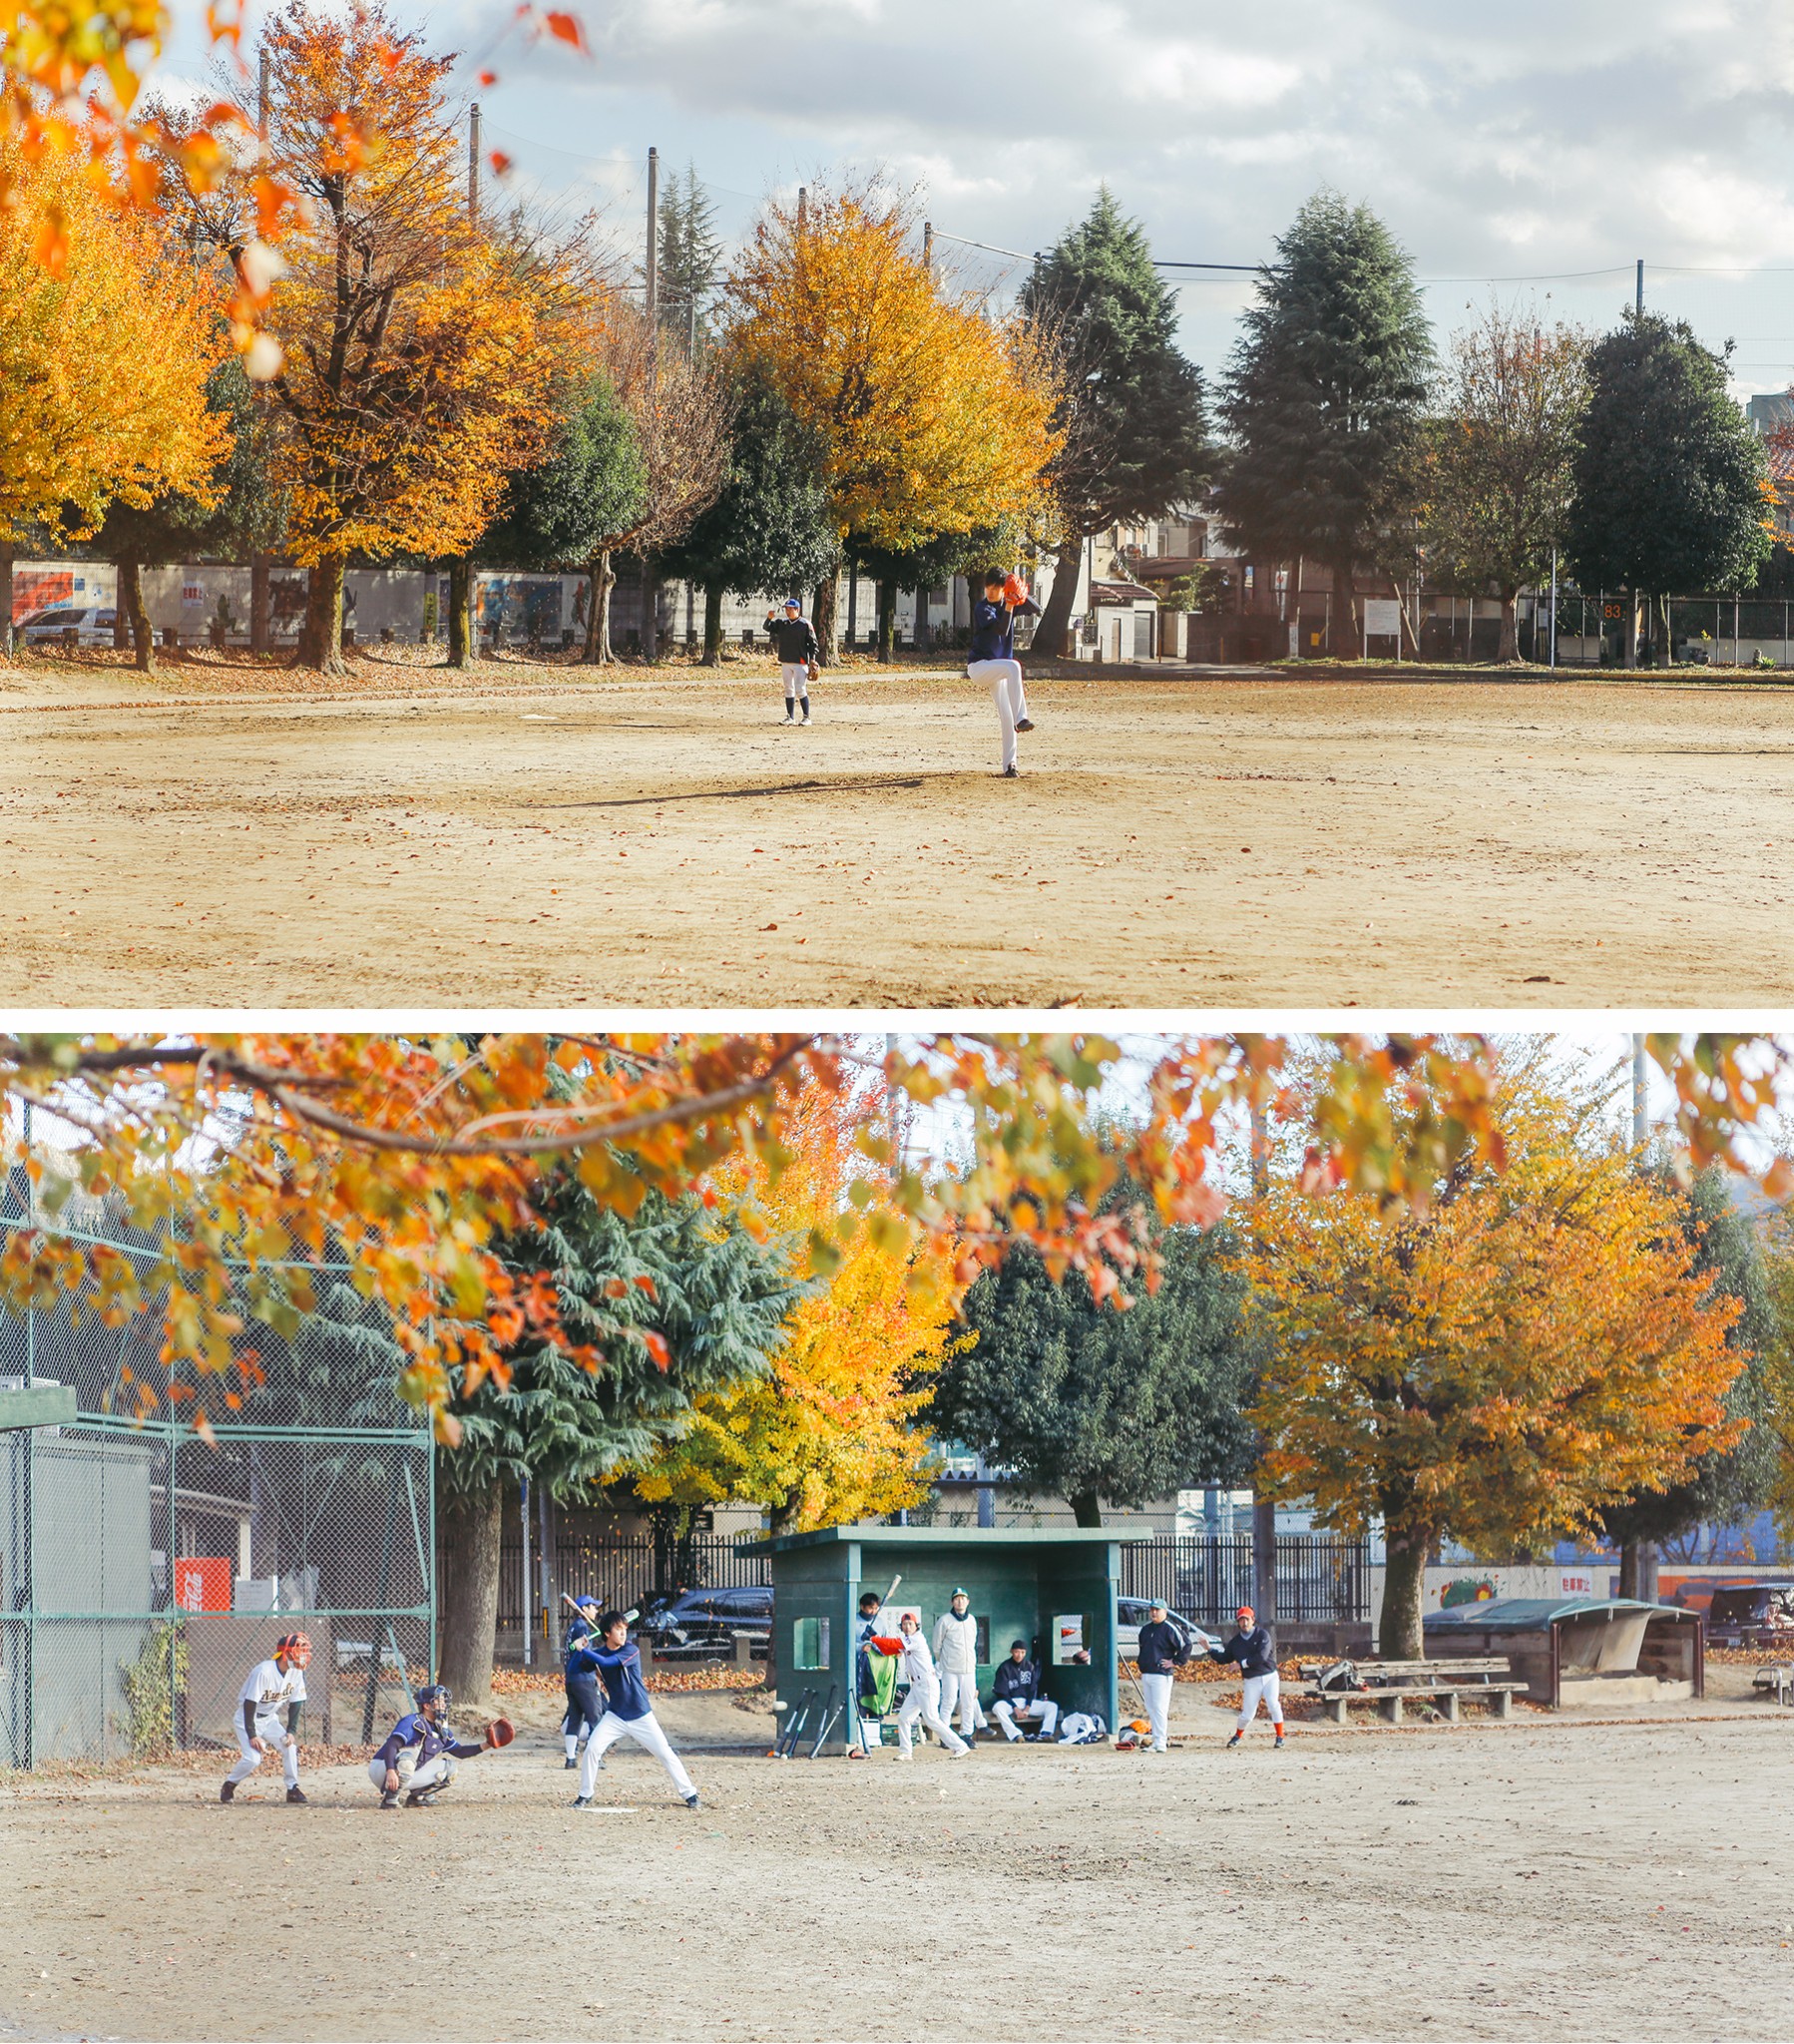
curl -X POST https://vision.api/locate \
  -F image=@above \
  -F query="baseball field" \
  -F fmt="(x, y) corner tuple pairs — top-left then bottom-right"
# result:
(3, 654), (1792, 1008)
(0, 1685), (1787, 2042)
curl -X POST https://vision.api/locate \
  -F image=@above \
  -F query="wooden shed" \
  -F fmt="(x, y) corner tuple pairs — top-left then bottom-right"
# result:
(1423, 1597), (1704, 1707)
(749, 1525), (1147, 1755)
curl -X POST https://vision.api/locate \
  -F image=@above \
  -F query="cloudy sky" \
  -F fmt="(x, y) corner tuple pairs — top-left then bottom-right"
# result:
(159, 0), (1794, 393)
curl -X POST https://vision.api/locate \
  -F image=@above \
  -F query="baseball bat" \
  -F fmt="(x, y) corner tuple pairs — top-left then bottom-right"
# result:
(807, 1684), (839, 1759)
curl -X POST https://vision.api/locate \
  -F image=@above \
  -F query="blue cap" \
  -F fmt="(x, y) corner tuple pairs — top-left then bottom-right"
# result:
(782, 597), (800, 610)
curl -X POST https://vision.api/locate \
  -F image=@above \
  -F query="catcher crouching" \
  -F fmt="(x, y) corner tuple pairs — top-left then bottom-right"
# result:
(368, 1684), (514, 1809)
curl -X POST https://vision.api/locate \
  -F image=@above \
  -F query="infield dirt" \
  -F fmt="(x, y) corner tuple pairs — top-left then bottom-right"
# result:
(1, 1696), (1788, 2042)
(2, 658), (1790, 1006)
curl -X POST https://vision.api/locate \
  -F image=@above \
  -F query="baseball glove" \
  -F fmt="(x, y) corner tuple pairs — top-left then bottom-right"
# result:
(806, 658), (820, 684)
(484, 1717), (516, 1749)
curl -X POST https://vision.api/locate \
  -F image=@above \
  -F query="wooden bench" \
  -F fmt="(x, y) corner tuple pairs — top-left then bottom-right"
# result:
(1296, 1656), (1530, 1726)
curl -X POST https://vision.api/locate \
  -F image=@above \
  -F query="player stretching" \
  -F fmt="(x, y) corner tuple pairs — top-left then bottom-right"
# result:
(1209, 1604), (1285, 1749)
(569, 1610), (700, 1809)
(764, 597), (819, 725)
(222, 1632), (310, 1804)
(369, 1684), (510, 1808)
(562, 1595), (604, 1771)
(967, 568), (1040, 777)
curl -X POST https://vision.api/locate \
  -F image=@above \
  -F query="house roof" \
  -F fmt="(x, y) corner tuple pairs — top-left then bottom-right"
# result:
(1091, 579), (1158, 606)
(746, 1524), (1153, 1554)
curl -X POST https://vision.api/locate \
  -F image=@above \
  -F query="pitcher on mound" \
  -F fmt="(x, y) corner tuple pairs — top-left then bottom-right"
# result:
(967, 568), (1040, 776)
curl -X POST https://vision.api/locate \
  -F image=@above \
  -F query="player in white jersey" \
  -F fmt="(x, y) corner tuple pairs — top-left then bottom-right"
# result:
(222, 1632), (311, 1804)
(888, 1610), (970, 1759)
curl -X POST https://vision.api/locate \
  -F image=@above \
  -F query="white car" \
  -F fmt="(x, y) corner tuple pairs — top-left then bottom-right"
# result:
(20, 604), (118, 648)
(1115, 1598), (1222, 1660)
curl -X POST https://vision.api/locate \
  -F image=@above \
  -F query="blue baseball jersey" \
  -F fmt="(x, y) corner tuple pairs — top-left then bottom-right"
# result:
(565, 1638), (653, 1721)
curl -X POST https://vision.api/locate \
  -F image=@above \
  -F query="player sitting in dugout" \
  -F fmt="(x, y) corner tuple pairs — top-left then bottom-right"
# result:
(989, 1639), (1060, 1743)
(369, 1684), (511, 1808)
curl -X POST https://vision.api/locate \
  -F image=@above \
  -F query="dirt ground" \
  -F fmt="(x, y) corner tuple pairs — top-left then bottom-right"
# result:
(5, 654), (1794, 1006)
(3, 1684), (1792, 2042)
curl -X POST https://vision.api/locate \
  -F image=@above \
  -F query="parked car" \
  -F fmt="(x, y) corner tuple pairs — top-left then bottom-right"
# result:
(1115, 1597), (1220, 1661)
(1704, 1583), (1794, 1647)
(20, 604), (117, 648)
(636, 1584), (774, 1661)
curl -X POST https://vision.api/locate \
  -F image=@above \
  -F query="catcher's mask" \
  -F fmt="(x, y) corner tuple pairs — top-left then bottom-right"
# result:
(415, 1684), (451, 1719)
(274, 1632), (312, 1669)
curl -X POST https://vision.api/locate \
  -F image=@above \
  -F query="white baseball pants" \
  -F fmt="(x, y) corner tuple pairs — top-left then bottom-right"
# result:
(895, 1673), (969, 1757)
(367, 1749), (459, 1794)
(991, 1698), (1059, 1741)
(226, 1716), (299, 1789)
(1238, 1672), (1283, 1730)
(967, 658), (1029, 769)
(937, 1669), (987, 1736)
(579, 1709), (695, 1800)
(1138, 1671), (1174, 1751)
(780, 662), (809, 702)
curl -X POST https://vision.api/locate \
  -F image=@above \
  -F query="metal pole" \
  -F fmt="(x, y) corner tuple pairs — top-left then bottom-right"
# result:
(538, 1481), (554, 1653)
(645, 146), (659, 326)
(1248, 1099), (1276, 1632)
(520, 1475), (532, 1669)
(1549, 548), (1558, 671)
(468, 103), (481, 227)
(796, 183), (806, 234)
(1635, 258), (1643, 315)
(922, 220), (933, 272)
(1632, 1034), (1647, 1150)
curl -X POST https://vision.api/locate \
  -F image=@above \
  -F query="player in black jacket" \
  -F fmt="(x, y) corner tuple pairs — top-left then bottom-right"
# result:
(1134, 1600), (1188, 1752)
(764, 599), (819, 724)
(1209, 1603), (1285, 1748)
(990, 1640), (1060, 1742)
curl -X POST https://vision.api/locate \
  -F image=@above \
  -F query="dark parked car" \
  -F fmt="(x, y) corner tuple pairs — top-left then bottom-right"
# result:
(637, 1584), (773, 1661)
(1704, 1583), (1794, 1647)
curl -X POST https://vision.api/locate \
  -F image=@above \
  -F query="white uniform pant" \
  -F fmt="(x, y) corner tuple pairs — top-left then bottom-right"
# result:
(895, 1673), (969, 1756)
(367, 1749), (459, 1795)
(226, 1716), (299, 1788)
(579, 1709), (694, 1800)
(968, 659), (1029, 770)
(1238, 1671), (1283, 1730)
(991, 1697), (1060, 1741)
(1138, 1671), (1175, 1751)
(780, 662), (809, 703)
(937, 1669), (987, 1736)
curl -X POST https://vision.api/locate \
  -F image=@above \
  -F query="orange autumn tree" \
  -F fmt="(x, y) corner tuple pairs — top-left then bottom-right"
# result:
(0, 139), (229, 644)
(725, 181), (1062, 656)
(1242, 1049), (1747, 1660)
(253, 1), (567, 671)
(629, 1081), (967, 1531)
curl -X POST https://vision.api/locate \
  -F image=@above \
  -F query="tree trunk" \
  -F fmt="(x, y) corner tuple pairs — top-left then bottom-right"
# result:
(581, 550), (617, 664)
(296, 553), (347, 674)
(446, 558), (474, 669)
(1251, 1494), (1277, 1628)
(1333, 557), (1360, 659)
(1624, 590), (1638, 668)
(1499, 587), (1520, 663)
(1032, 534), (1084, 659)
(1068, 1489), (1103, 1528)
(812, 571), (839, 667)
(701, 581), (724, 666)
(113, 579), (131, 653)
(250, 553), (270, 657)
(121, 558), (156, 675)
(1379, 1525), (1429, 1660)
(1659, 593), (1673, 667)
(1617, 1537), (1658, 1602)
(436, 1481), (504, 1707)
(911, 585), (929, 655)
(641, 557), (659, 662)
(0, 543), (13, 659)
(874, 577), (896, 662)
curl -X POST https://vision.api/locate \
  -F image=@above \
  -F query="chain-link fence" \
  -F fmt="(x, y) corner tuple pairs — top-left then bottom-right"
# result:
(0, 1176), (433, 1769)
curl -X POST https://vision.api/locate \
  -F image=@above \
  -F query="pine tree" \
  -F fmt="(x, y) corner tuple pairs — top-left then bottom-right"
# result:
(1021, 189), (1210, 658)
(658, 164), (723, 352)
(435, 1169), (797, 1703)
(1216, 191), (1433, 654)
(1562, 310), (1771, 665)
(932, 1213), (1254, 1527)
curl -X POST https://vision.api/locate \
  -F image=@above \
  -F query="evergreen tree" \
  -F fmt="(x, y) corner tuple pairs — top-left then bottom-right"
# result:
(657, 163), (723, 352)
(1216, 191), (1433, 654)
(932, 1216), (1254, 1526)
(1562, 310), (1770, 665)
(1021, 190), (1210, 658)
(435, 1168), (797, 1702)
(655, 366), (836, 663)
(89, 359), (282, 674)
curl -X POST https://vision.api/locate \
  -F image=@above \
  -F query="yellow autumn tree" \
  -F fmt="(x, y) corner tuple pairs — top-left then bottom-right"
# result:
(0, 138), (229, 646)
(1242, 1050), (1746, 1659)
(629, 1081), (968, 1531)
(725, 181), (1062, 653)
(252, 1), (569, 671)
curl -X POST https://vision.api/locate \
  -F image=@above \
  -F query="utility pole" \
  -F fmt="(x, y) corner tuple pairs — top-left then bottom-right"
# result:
(641, 146), (660, 664)
(1623, 1030), (1658, 1604)
(1631, 1032), (1647, 1150)
(922, 220), (933, 272)
(1549, 546), (1558, 671)
(1635, 257), (1643, 316)
(468, 102), (481, 227)
(796, 184), (806, 234)
(250, 48), (273, 658)
(1248, 1097), (1277, 1638)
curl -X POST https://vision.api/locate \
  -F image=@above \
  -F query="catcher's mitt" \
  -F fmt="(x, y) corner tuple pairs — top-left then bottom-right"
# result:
(484, 1717), (516, 1749)
(806, 658), (820, 684)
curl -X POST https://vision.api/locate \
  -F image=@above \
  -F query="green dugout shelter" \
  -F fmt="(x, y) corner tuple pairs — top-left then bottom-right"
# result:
(750, 1525), (1148, 1754)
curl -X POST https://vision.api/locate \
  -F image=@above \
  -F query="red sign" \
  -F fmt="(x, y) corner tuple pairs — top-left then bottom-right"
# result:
(174, 1557), (232, 1613)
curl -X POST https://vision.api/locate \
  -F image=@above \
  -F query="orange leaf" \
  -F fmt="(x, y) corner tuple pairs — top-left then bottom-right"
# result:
(544, 11), (589, 51)
(643, 1330), (671, 1370)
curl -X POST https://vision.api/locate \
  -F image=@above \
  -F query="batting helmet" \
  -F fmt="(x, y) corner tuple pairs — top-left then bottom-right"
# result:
(415, 1684), (451, 1715)
(275, 1632), (312, 1666)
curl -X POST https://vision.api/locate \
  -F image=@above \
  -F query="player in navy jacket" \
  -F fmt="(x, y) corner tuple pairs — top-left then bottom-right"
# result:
(562, 1596), (605, 1769)
(368, 1686), (488, 1808)
(990, 1640), (1060, 1742)
(568, 1610), (700, 1809)
(966, 568), (1041, 776)
(1209, 1604), (1285, 1748)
